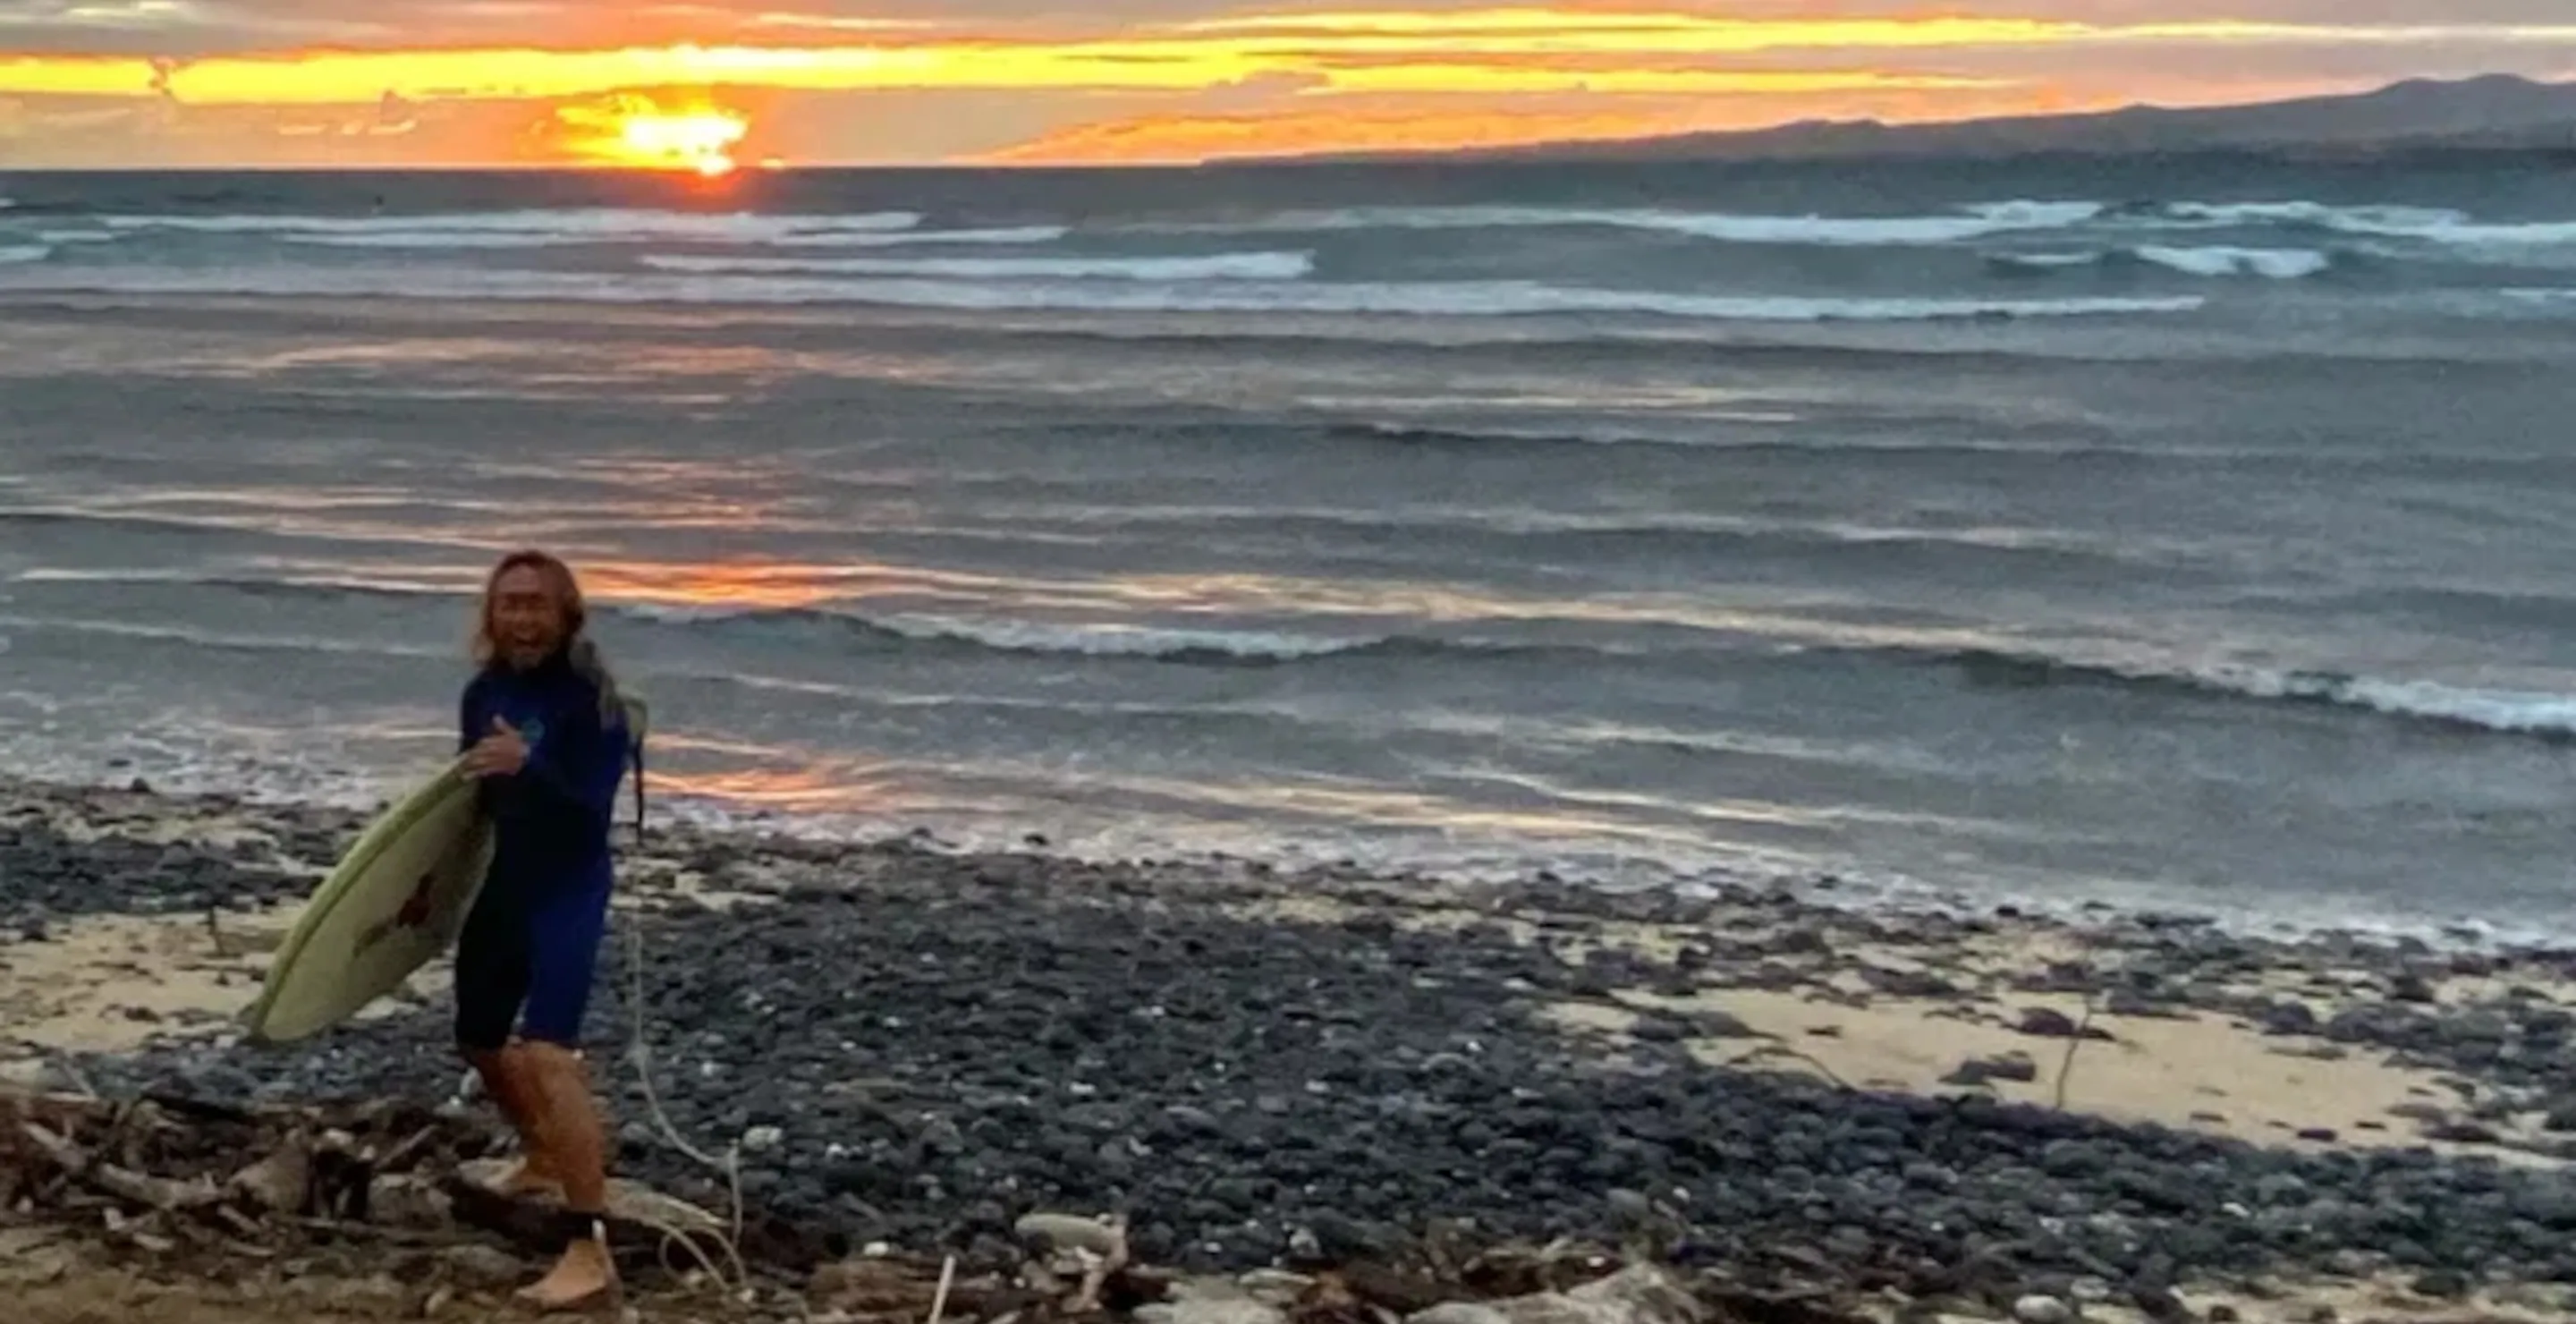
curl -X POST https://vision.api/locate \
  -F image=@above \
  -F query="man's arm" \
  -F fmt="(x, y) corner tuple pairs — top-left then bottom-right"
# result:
(458, 680), (483, 756)
(488, 700), (627, 831)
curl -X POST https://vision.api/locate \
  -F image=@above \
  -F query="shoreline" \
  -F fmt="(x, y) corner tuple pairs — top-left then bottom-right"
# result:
(6, 762), (2565, 955)
(5, 772), (2576, 1320)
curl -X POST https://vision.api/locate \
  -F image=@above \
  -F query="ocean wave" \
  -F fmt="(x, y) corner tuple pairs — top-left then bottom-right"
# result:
(639, 250), (1314, 281)
(1924, 647), (2576, 739)
(102, 208), (928, 244)
(2135, 245), (2335, 279)
(2153, 201), (2576, 250)
(1197, 199), (2104, 247)
(0, 613), (448, 662)
(0, 245), (47, 266)
(1994, 245), (2336, 280)
(279, 223), (1070, 252)
(0, 263), (2204, 322)
(1197, 196), (2576, 259)
(21, 567), (2576, 733)
(764, 225), (1071, 249)
(616, 601), (1388, 663)
(7, 570), (1407, 664)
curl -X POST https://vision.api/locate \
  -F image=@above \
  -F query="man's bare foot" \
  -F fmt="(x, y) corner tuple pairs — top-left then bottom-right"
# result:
(515, 1235), (617, 1313)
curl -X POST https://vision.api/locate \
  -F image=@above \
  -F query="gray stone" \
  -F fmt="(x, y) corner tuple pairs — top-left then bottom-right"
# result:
(2012, 1295), (2073, 1324)
(1411, 1306), (1513, 1324)
(1016, 1212), (1127, 1258)
(368, 1174), (453, 1231)
(1138, 1296), (1289, 1324)
(436, 1243), (526, 1287)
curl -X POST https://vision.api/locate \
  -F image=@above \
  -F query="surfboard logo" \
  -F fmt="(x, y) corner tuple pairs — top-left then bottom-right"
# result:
(355, 870), (439, 955)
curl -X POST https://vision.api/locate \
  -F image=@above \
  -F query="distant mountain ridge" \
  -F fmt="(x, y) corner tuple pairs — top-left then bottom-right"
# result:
(1284, 74), (2576, 165)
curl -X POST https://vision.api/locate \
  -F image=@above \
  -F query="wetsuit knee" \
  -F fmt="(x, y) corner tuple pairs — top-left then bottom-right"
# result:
(516, 882), (612, 1047)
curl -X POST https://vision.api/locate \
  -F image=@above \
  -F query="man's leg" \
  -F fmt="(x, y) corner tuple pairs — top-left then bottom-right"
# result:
(513, 884), (618, 1311)
(454, 893), (558, 1197)
(468, 1044), (565, 1197)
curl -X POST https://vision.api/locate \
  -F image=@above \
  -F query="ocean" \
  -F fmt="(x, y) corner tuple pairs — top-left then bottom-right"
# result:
(3, 157), (2575, 938)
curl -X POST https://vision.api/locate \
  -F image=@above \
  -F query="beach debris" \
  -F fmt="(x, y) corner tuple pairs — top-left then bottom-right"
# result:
(0, 1086), (764, 1293)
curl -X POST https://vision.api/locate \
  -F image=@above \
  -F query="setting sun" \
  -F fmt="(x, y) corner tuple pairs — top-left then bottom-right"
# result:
(622, 110), (749, 175)
(553, 96), (749, 174)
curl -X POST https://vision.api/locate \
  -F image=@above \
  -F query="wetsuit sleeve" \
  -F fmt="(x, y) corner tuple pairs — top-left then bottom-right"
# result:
(490, 699), (626, 830)
(457, 679), (485, 755)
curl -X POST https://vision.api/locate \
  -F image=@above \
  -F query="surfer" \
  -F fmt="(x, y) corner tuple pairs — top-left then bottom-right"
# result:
(452, 548), (634, 1311)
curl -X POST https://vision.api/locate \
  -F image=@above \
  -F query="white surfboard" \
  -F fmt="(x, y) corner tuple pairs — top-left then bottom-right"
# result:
(245, 759), (496, 1043)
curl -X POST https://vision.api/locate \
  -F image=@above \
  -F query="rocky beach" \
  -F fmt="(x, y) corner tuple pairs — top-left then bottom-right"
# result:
(0, 777), (2572, 1323)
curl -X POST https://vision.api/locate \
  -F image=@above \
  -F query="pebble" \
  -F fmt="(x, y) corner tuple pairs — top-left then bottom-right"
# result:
(21, 777), (2576, 1299)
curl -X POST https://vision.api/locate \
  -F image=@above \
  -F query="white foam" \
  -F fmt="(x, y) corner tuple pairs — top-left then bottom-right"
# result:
(2254, 671), (2576, 735)
(1215, 199), (2105, 246)
(764, 225), (1070, 249)
(1993, 251), (2102, 269)
(104, 208), (926, 244)
(640, 250), (1314, 281)
(0, 263), (2205, 322)
(0, 245), (47, 266)
(875, 614), (1373, 660)
(34, 230), (114, 245)
(2133, 245), (2333, 279)
(284, 231), (623, 250)
(282, 222), (1070, 252)
(2159, 200), (2576, 250)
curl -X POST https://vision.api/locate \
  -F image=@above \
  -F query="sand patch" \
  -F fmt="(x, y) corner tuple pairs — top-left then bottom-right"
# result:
(625, 862), (783, 912)
(0, 912), (284, 1057)
(0, 906), (443, 1065)
(2181, 1275), (2575, 1324)
(1551, 986), (2555, 1160)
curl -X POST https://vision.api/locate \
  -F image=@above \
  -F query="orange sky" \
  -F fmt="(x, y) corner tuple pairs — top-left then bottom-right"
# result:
(1, 4), (2573, 166)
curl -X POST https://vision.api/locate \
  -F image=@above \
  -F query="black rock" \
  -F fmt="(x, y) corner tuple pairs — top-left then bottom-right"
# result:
(1945, 1054), (2040, 1086)
(2017, 1008), (2081, 1039)
(2409, 1269), (2470, 1299)
(2389, 973), (2438, 1005)
(2257, 1000), (2318, 1036)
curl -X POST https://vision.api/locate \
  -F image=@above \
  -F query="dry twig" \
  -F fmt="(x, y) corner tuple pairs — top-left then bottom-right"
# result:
(2052, 994), (2100, 1112)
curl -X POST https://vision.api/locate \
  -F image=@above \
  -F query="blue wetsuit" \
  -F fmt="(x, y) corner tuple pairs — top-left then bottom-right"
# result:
(453, 656), (630, 1051)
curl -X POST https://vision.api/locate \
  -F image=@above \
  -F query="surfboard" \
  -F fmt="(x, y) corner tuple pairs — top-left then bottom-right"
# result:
(245, 760), (496, 1043)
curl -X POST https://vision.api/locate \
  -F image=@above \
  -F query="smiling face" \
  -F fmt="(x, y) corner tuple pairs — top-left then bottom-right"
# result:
(486, 563), (572, 671)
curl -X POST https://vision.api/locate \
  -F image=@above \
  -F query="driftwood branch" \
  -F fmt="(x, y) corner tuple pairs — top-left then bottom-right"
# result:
(21, 1121), (222, 1211)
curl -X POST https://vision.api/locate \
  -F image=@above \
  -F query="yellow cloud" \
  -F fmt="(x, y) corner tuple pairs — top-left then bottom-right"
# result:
(7, 12), (2574, 108)
(1301, 67), (2003, 97)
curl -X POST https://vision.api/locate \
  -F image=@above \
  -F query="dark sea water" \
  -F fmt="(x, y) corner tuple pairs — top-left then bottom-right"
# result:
(4, 158), (2576, 936)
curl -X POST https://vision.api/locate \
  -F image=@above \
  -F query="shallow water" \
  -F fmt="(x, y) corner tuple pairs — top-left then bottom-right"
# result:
(4, 160), (2576, 935)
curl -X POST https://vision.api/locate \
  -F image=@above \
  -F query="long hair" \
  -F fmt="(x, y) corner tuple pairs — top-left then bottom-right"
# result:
(472, 548), (624, 725)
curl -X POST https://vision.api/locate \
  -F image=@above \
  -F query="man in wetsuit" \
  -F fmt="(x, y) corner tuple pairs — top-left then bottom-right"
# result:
(453, 548), (634, 1311)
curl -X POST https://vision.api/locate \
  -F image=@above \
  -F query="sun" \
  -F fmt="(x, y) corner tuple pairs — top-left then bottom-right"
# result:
(553, 96), (750, 174)
(617, 110), (748, 176)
